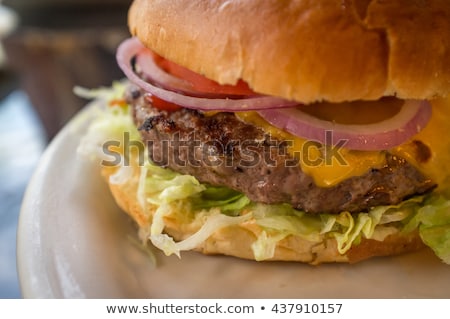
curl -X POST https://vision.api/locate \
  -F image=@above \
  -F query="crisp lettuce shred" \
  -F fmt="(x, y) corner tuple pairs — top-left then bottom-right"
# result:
(403, 196), (450, 264)
(76, 82), (141, 163)
(78, 83), (450, 263)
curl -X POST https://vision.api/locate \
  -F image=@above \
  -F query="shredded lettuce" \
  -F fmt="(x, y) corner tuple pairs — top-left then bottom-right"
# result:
(74, 82), (126, 101)
(138, 152), (450, 263)
(191, 186), (251, 216)
(251, 231), (287, 261)
(137, 159), (252, 257)
(404, 195), (450, 263)
(152, 212), (251, 257)
(109, 164), (134, 185)
(78, 83), (450, 263)
(248, 196), (447, 258)
(76, 83), (141, 164)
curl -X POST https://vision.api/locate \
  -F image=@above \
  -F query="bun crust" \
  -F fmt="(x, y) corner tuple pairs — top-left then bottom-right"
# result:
(102, 165), (425, 264)
(128, 0), (450, 103)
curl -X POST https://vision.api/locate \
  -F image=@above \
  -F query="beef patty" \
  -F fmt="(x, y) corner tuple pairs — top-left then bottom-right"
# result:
(128, 87), (435, 214)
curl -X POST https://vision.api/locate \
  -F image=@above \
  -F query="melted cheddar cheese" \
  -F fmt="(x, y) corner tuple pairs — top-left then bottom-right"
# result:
(392, 97), (450, 194)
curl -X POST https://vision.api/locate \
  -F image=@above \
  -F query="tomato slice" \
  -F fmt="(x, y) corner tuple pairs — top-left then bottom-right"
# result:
(145, 94), (182, 112)
(154, 54), (255, 96)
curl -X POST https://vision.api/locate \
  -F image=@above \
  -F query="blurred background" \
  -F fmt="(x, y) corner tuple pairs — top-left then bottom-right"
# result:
(0, 0), (132, 298)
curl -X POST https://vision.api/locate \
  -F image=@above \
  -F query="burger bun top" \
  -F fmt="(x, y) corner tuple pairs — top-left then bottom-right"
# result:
(128, 0), (450, 104)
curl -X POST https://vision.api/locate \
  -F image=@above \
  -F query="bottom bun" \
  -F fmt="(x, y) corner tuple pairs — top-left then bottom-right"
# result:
(101, 163), (425, 265)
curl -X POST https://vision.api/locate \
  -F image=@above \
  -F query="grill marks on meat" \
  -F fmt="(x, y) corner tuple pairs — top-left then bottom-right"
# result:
(128, 88), (435, 214)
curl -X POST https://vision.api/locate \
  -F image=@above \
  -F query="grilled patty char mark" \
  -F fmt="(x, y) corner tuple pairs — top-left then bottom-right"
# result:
(129, 88), (435, 214)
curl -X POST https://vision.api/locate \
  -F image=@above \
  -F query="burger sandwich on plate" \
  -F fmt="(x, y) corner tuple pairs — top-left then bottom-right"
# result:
(78, 0), (450, 264)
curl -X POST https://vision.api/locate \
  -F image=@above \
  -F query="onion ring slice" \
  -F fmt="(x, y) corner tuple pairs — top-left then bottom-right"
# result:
(135, 50), (197, 95)
(257, 100), (432, 150)
(116, 37), (298, 111)
(136, 49), (256, 98)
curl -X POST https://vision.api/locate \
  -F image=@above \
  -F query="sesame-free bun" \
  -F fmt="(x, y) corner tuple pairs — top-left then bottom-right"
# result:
(128, 0), (450, 104)
(102, 165), (425, 264)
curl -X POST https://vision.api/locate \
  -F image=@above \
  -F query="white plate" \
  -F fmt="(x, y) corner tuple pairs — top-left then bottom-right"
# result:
(17, 106), (450, 298)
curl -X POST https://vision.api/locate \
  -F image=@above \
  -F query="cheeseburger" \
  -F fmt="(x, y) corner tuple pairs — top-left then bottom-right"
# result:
(79, 0), (450, 264)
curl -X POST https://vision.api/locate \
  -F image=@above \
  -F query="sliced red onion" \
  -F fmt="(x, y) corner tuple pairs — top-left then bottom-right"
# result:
(135, 49), (198, 95)
(116, 37), (298, 111)
(258, 100), (432, 150)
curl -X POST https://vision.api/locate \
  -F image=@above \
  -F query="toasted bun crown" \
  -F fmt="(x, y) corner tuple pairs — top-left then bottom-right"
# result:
(129, 0), (450, 103)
